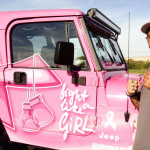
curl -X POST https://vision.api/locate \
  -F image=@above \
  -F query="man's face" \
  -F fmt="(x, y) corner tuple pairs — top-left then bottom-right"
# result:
(147, 31), (150, 48)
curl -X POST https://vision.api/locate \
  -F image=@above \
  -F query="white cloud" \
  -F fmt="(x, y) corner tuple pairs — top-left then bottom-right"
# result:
(0, 0), (93, 12)
(1, 0), (150, 57)
(119, 17), (150, 58)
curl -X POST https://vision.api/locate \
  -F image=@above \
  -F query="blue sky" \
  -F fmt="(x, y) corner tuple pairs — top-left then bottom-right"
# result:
(0, 0), (150, 58)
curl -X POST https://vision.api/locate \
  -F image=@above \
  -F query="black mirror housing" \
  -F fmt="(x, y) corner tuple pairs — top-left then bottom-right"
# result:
(54, 42), (74, 66)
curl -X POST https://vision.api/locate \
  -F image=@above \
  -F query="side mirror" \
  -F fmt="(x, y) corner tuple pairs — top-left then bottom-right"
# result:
(54, 41), (74, 66)
(54, 41), (86, 85)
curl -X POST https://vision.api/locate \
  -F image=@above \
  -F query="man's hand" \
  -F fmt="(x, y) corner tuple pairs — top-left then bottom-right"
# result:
(127, 79), (141, 110)
(143, 71), (150, 89)
(127, 79), (141, 96)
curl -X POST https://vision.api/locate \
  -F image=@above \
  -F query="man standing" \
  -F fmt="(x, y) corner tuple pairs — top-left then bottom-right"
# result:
(127, 22), (150, 150)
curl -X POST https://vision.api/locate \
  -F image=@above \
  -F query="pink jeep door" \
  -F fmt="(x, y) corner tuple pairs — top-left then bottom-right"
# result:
(4, 17), (97, 142)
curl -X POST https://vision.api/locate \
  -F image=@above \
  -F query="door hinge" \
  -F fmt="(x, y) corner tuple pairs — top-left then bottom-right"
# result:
(86, 77), (99, 86)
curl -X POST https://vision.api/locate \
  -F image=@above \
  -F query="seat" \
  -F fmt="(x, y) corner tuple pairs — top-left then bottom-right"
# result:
(40, 46), (56, 67)
(12, 37), (34, 62)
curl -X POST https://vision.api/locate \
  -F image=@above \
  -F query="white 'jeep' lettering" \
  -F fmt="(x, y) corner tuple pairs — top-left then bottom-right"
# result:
(99, 132), (120, 142)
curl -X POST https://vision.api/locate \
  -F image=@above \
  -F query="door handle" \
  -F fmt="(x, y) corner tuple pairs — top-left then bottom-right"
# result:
(14, 72), (26, 85)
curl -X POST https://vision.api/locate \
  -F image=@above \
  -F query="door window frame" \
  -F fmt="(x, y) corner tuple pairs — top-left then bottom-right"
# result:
(6, 17), (92, 71)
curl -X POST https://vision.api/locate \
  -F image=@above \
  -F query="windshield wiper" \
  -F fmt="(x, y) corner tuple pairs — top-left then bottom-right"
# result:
(109, 40), (124, 64)
(97, 36), (114, 64)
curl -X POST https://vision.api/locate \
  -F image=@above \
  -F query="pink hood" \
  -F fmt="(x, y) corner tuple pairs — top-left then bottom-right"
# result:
(106, 73), (143, 109)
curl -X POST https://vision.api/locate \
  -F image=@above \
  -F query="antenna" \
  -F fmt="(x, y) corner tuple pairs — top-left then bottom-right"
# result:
(125, 12), (130, 122)
(128, 12), (130, 75)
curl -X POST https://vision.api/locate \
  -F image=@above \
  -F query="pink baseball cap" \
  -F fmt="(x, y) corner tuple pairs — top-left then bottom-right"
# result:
(141, 22), (150, 34)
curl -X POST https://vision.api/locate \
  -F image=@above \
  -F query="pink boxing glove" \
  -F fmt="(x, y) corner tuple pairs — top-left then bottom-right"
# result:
(20, 102), (40, 132)
(29, 95), (54, 127)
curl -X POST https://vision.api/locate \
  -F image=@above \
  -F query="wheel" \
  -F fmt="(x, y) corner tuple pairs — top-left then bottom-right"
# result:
(0, 142), (28, 150)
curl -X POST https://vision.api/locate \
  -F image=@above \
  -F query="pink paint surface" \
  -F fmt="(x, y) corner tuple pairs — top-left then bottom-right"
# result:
(0, 8), (140, 150)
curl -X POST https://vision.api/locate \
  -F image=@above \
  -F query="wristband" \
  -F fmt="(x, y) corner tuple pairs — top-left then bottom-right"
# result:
(125, 90), (136, 97)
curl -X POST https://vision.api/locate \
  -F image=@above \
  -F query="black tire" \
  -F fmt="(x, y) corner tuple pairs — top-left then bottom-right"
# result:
(0, 142), (28, 150)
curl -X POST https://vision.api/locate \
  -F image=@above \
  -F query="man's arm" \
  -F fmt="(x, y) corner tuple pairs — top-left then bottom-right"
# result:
(143, 71), (150, 89)
(130, 93), (140, 110)
(127, 79), (141, 110)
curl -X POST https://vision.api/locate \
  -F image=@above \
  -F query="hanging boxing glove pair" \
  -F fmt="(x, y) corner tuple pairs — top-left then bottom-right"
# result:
(20, 95), (54, 132)
(20, 55), (54, 131)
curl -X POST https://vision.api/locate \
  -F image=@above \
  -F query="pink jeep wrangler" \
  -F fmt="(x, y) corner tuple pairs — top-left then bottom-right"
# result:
(0, 8), (141, 150)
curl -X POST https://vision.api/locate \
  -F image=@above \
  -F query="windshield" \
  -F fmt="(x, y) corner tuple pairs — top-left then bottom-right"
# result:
(86, 20), (126, 70)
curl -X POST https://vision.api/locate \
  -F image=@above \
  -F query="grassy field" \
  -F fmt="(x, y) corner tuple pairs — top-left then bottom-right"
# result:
(128, 69), (146, 74)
